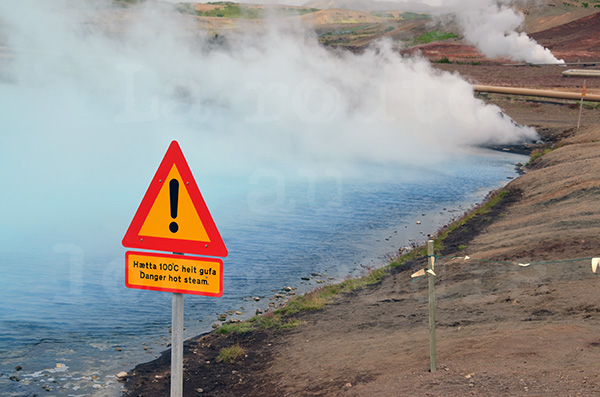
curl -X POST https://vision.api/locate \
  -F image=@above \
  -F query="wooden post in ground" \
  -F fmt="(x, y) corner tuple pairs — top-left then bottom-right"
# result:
(427, 240), (437, 373)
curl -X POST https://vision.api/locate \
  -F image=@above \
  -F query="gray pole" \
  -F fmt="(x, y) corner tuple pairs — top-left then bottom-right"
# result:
(171, 292), (184, 397)
(577, 79), (587, 130)
(427, 240), (437, 373)
(577, 97), (584, 129)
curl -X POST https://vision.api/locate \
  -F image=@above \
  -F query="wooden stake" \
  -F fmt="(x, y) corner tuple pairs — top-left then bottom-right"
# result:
(427, 240), (437, 373)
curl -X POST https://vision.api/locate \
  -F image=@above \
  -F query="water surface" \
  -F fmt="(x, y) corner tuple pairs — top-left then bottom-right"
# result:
(0, 149), (526, 396)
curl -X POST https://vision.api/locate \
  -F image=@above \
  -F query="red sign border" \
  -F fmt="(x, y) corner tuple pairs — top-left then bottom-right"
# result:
(122, 141), (228, 257)
(125, 251), (224, 297)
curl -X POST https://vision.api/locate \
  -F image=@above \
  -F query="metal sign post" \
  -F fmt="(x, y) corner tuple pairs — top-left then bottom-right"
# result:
(171, 292), (184, 397)
(123, 141), (228, 397)
(577, 79), (587, 129)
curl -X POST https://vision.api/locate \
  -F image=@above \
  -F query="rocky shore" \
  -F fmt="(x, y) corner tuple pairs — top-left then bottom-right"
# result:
(122, 66), (600, 396)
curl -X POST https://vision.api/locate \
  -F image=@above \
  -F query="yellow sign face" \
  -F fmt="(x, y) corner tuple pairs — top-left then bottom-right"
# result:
(126, 251), (223, 297)
(139, 165), (211, 242)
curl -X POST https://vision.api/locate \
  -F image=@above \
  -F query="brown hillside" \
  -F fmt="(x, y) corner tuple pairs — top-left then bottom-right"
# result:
(521, 1), (600, 34)
(532, 11), (600, 59)
(301, 8), (381, 25)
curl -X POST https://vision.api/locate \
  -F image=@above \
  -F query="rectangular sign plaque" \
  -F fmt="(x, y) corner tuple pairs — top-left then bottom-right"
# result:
(125, 251), (223, 297)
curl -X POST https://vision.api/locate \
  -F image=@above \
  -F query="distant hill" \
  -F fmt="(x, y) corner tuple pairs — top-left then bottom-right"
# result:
(301, 0), (438, 12)
(531, 11), (600, 53)
(300, 8), (381, 24)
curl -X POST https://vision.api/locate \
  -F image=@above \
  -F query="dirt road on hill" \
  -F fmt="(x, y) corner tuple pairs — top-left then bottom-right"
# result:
(124, 63), (600, 396)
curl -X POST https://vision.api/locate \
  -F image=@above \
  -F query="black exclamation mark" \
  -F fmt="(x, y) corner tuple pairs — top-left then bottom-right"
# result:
(169, 179), (179, 233)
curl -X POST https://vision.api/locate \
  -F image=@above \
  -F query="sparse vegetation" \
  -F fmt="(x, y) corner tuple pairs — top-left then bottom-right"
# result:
(413, 30), (458, 45)
(371, 11), (395, 19)
(251, 312), (286, 329)
(399, 12), (430, 20)
(583, 102), (600, 110)
(527, 147), (554, 165)
(217, 311), (298, 335)
(216, 321), (254, 335)
(370, 11), (430, 21)
(174, 2), (318, 19)
(278, 289), (330, 315)
(431, 189), (509, 252)
(278, 267), (388, 315)
(216, 344), (245, 363)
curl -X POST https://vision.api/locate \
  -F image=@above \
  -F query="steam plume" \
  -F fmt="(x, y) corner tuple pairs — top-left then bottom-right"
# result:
(442, 0), (564, 64)
(0, 0), (537, 235)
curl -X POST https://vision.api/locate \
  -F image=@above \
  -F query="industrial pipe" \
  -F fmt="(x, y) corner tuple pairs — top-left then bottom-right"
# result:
(473, 84), (600, 102)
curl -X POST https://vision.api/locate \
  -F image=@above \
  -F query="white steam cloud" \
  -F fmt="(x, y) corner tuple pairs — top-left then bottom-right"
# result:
(445, 0), (563, 64)
(388, 0), (562, 64)
(0, 1), (537, 234)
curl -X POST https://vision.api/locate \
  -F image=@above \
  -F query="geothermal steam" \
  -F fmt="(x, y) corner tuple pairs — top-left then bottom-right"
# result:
(0, 0), (536, 232)
(440, 0), (564, 64)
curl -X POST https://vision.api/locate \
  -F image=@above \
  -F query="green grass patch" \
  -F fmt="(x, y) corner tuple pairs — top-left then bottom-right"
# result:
(217, 311), (299, 335)
(216, 322), (254, 335)
(278, 290), (330, 315)
(338, 267), (387, 292)
(371, 11), (395, 19)
(399, 12), (430, 20)
(203, 3), (259, 18)
(217, 344), (245, 364)
(413, 30), (458, 45)
(390, 244), (429, 268)
(527, 147), (554, 165)
(278, 268), (387, 316)
(278, 319), (300, 329)
(251, 311), (284, 329)
(583, 102), (600, 110)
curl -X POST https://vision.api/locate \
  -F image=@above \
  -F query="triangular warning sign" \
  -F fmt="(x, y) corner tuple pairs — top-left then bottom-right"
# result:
(122, 141), (228, 257)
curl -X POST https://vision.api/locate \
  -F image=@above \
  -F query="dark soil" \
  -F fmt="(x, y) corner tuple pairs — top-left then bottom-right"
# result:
(123, 329), (279, 396)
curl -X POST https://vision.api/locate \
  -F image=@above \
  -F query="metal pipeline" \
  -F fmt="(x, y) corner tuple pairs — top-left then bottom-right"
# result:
(473, 84), (600, 102)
